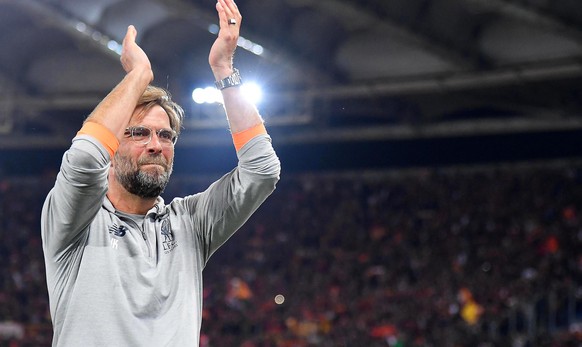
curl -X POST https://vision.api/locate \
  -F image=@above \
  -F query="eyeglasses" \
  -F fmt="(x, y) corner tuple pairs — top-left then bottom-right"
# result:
(124, 126), (177, 146)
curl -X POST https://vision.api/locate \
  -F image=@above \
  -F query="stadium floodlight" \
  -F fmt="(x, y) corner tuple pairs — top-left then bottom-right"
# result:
(192, 82), (263, 105)
(241, 82), (263, 105)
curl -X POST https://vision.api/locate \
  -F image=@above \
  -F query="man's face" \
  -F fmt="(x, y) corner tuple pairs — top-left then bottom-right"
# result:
(113, 105), (175, 198)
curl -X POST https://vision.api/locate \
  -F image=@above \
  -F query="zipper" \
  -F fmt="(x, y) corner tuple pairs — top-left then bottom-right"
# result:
(120, 216), (153, 259)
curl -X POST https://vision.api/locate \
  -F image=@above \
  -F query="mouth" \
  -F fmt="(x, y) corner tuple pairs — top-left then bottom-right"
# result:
(139, 158), (167, 168)
(140, 163), (167, 172)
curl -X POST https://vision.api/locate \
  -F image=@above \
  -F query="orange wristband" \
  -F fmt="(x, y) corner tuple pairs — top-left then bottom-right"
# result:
(232, 123), (267, 151)
(77, 122), (119, 159)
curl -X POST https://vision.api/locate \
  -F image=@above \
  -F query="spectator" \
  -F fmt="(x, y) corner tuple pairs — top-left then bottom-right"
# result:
(1, 162), (582, 346)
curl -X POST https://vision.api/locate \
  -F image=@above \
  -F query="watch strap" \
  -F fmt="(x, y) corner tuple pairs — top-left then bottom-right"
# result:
(214, 68), (242, 90)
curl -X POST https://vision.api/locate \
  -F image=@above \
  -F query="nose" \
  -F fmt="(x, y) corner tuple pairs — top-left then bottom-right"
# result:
(145, 132), (164, 154)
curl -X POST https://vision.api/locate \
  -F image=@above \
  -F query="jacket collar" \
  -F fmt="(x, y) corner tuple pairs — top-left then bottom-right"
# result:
(103, 195), (168, 218)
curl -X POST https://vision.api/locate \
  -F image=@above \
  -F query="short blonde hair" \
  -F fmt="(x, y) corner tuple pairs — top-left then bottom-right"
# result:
(137, 85), (184, 136)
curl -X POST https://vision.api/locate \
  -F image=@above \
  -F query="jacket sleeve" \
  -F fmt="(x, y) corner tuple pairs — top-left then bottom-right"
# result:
(41, 135), (111, 257)
(174, 133), (281, 264)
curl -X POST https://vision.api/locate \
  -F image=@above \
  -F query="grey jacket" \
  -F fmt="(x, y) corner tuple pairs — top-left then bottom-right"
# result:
(41, 133), (280, 346)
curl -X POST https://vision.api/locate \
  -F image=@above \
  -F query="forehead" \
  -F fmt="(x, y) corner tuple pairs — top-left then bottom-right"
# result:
(129, 104), (171, 128)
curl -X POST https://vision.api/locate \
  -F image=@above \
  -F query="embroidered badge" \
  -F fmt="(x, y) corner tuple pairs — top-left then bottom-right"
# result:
(160, 219), (177, 254)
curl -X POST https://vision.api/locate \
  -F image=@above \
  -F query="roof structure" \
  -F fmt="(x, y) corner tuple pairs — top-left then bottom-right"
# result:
(0, 0), (582, 154)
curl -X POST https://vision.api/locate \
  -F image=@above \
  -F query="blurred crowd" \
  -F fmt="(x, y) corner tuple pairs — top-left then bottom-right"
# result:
(1, 161), (582, 346)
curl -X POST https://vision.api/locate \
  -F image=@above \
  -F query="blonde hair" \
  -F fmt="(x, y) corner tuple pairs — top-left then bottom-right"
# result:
(137, 85), (184, 136)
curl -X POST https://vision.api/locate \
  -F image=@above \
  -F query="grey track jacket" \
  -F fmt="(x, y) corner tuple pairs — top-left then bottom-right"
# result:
(41, 132), (280, 346)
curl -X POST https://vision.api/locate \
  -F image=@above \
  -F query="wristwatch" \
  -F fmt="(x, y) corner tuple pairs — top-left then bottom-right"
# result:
(214, 68), (242, 90)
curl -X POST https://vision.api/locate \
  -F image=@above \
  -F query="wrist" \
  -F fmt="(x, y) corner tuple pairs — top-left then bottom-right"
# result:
(211, 65), (234, 81)
(215, 69), (242, 90)
(128, 66), (154, 84)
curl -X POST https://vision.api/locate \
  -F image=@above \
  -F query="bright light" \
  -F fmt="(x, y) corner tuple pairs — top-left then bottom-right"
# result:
(235, 38), (264, 56)
(274, 294), (285, 305)
(192, 87), (223, 104)
(239, 37), (252, 50)
(91, 31), (102, 41)
(207, 25), (264, 57)
(71, 20), (121, 56)
(76, 22), (87, 33)
(191, 82), (263, 105)
(208, 24), (219, 35)
(251, 44), (264, 56)
(192, 88), (206, 104)
(107, 40), (121, 54)
(241, 82), (263, 104)
(206, 86), (223, 104)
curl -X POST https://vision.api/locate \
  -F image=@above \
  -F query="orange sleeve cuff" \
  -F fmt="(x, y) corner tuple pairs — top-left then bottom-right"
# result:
(77, 121), (119, 159)
(232, 123), (267, 151)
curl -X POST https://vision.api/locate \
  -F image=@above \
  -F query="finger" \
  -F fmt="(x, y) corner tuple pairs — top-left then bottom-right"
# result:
(218, 0), (237, 22)
(216, 1), (232, 27)
(216, 1), (226, 24)
(123, 25), (137, 47)
(222, 0), (239, 15)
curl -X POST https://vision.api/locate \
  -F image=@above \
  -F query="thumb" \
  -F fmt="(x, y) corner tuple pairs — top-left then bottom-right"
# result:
(123, 25), (137, 45)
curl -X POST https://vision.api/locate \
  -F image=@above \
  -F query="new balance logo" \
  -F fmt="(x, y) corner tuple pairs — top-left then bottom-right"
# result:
(108, 224), (128, 237)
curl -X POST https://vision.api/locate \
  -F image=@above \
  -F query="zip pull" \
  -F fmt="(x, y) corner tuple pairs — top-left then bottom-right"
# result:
(141, 230), (147, 241)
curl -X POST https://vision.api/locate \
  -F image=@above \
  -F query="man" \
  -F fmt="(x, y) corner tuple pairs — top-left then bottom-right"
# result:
(41, 0), (280, 345)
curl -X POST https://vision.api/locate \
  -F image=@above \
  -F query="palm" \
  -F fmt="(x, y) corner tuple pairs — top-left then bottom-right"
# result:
(121, 26), (151, 75)
(209, 35), (233, 70)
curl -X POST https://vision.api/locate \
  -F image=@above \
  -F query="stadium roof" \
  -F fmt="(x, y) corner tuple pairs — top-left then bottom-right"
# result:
(1, 0), (582, 152)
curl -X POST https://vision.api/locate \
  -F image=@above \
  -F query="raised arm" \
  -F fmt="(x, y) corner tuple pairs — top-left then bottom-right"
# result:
(85, 25), (153, 140)
(41, 26), (154, 253)
(185, 0), (280, 259)
(209, 0), (262, 133)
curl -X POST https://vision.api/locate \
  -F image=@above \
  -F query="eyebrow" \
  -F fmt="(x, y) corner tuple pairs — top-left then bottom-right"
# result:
(130, 125), (173, 130)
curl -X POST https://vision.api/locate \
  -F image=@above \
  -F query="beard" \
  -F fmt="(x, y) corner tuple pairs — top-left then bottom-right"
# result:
(114, 152), (173, 199)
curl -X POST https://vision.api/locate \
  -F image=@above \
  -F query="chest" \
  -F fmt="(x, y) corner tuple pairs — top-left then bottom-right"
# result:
(86, 210), (202, 272)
